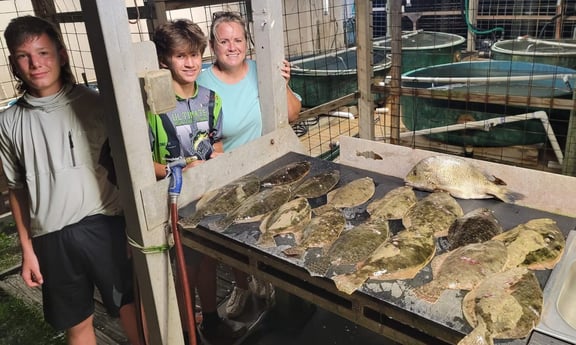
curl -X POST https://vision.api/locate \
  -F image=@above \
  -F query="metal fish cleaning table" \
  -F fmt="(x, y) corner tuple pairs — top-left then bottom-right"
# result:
(178, 138), (576, 345)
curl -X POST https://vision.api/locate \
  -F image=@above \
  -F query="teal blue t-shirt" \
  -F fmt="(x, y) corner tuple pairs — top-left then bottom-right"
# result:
(197, 59), (261, 151)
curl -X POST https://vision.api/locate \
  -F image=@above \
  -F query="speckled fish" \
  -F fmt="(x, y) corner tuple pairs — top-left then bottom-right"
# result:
(313, 176), (375, 215)
(305, 218), (390, 277)
(213, 185), (293, 231)
(402, 192), (464, 237)
(447, 208), (503, 250)
(283, 209), (346, 259)
(367, 186), (417, 221)
(293, 169), (341, 199)
(260, 161), (311, 187)
(257, 197), (312, 248)
(333, 229), (435, 295)
(492, 218), (565, 270)
(414, 240), (508, 304)
(404, 156), (523, 203)
(179, 174), (261, 229)
(459, 267), (542, 345)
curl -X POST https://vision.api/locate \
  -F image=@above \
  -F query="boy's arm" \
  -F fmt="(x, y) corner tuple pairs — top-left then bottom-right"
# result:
(9, 188), (43, 287)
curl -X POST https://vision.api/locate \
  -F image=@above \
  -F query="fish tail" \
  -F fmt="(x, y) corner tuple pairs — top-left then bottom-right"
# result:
(332, 273), (366, 295)
(304, 256), (331, 277)
(178, 213), (202, 229)
(412, 282), (441, 304)
(493, 189), (525, 203)
(256, 234), (276, 248)
(457, 321), (492, 345)
(283, 246), (305, 258)
(213, 217), (233, 232)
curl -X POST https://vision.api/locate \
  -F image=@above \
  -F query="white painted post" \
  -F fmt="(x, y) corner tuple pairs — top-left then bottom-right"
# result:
(252, 0), (289, 134)
(78, 1), (183, 344)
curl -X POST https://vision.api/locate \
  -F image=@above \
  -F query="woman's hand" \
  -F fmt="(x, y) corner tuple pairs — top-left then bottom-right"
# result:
(280, 59), (291, 83)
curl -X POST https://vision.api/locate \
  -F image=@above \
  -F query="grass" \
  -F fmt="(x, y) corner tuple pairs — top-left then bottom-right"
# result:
(0, 289), (66, 345)
(0, 214), (65, 345)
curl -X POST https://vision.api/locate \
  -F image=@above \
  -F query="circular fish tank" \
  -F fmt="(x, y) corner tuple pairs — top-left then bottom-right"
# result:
(373, 31), (466, 73)
(401, 61), (576, 147)
(492, 38), (576, 69)
(289, 47), (391, 108)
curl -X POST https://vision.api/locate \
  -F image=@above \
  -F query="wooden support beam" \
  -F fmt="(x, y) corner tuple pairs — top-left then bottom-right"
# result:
(355, 0), (374, 141)
(78, 1), (183, 344)
(252, 0), (289, 134)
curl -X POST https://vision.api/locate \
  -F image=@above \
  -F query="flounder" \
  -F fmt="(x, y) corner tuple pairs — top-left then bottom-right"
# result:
(447, 207), (503, 250)
(459, 267), (542, 345)
(414, 240), (508, 303)
(492, 218), (565, 270)
(257, 197), (312, 248)
(313, 176), (375, 215)
(283, 209), (346, 258)
(293, 169), (341, 199)
(305, 218), (390, 277)
(261, 161), (311, 187)
(404, 156), (523, 203)
(366, 186), (418, 221)
(403, 192), (464, 237)
(333, 229), (435, 294)
(180, 174), (261, 229)
(214, 185), (293, 231)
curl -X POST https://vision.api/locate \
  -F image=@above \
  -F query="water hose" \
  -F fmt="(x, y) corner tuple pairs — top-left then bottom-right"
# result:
(168, 158), (196, 345)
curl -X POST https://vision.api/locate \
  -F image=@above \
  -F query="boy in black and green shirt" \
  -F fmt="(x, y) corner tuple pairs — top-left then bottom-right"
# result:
(148, 19), (246, 342)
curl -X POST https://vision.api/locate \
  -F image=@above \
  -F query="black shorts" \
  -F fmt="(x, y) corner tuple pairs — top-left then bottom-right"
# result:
(33, 214), (134, 330)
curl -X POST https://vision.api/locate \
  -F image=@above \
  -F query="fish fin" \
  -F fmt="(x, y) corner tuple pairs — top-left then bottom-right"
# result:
(490, 175), (507, 186)
(282, 246), (305, 258)
(493, 190), (525, 203)
(332, 273), (366, 295)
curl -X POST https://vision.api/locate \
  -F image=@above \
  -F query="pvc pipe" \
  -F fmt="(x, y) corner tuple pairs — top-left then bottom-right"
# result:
(328, 110), (355, 119)
(399, 111), (564, 164)
(380, 74), (576, 85)
(521, 37), (576, 49)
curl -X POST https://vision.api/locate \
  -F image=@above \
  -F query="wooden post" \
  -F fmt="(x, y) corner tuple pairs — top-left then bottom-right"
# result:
(79, 1), (183, 344)
(356, 0), (375, 141)
(252, 0), (289, 134)
(388, 0), (402, 144)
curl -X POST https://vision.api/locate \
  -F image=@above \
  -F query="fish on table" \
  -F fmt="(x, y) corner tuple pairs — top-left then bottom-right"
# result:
(413, 240), (508, 304)
(366, 186), (418, 221)
(402, 192), (464, 237)
(257, 197), (312, 248)
(304, 217), (390, 277)
(213, 185), (293, 231)
(459, 267), (542, 345)
(293, 169), (341, 199)
(404, 155), (523, 203)
(260, 160), (311, 187)
(332, 229), (435, 295)
(447, 207), (503, 250)
(492, 218), (566, 270)
(179, 174), (261, 229)
(283, 208), (346, 259)
(312, 176), (376, 216)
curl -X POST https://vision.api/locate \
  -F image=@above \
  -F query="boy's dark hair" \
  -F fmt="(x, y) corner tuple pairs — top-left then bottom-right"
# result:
(4, 15), (76, 94)
(153, 19), (207, 65)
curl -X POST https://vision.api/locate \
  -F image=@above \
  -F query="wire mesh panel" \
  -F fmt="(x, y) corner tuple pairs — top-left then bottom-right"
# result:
(0, 0), (574, 173)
